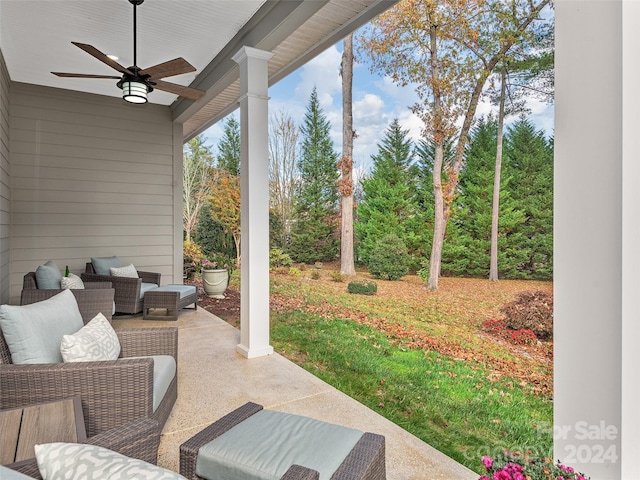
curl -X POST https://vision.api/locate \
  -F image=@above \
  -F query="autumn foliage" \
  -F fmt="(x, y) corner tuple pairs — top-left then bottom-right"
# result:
(500, 290), (554, 340)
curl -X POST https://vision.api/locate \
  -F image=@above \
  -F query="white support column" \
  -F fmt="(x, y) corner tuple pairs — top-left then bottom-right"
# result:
(555, 2), (640, 478)
(232, 46), (274, 359)
(621, 2), (640, 479)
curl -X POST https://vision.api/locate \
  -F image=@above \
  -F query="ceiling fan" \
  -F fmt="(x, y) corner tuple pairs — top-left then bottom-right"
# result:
(52, 0), (205, 104)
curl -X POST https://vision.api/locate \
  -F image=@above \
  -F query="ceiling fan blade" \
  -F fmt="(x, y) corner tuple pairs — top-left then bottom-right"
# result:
(138, 58), (196, 80)
(72, 42), (131, 75)
(152, 80), (205, 100)
(52, 72), (121, 79)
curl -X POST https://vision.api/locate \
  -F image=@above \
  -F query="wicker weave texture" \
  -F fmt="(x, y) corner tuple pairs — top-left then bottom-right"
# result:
(5, 417), (161, 479)
(143, 290), (198, 321)
(20, 272), (115, 321)
(82, 262), (161, 314)
(0, 320), (178, 437)
(179, 402), (386, 480)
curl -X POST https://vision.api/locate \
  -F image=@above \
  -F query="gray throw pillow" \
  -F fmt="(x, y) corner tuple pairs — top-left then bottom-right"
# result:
(91, 256), (122, 276)
(0, 290), (84, 364)
(0, 465), (34, 479)
(35, 260), (62, 289)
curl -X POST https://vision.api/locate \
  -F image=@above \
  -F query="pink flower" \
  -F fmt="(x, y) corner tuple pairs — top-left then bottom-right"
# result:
(493, 470), (512, 480)
(482, 456), (494, 469)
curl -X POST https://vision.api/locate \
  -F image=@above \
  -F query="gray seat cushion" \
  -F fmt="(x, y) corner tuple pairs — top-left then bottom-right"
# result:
(153, 285), (196, 298)
(140, 282), (160, 299)
(130, 354), (176, 412)
(195, 410), (363, 480)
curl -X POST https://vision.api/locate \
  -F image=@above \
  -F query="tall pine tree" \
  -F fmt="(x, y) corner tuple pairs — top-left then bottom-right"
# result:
(217, 117), (241, 175)
(504, 118), (553, 279)
(355, 119), (422, 266)
(288, 88), (340, 263)
(442, 116), (525, 277)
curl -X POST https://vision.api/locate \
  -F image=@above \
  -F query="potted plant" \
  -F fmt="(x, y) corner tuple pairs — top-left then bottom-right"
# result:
(201, 253), (233, 298)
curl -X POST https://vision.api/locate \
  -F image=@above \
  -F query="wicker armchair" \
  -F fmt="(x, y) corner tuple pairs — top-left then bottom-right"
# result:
(0, 304), (178, 438)
(180, 402), (386, 480)
(81, 262), (161, 315)
(20, 272), (115, 321)
(5, 417), (161, 479)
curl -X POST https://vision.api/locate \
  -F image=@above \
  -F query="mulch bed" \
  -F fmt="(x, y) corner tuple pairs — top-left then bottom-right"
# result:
(185, 277), (240, 328)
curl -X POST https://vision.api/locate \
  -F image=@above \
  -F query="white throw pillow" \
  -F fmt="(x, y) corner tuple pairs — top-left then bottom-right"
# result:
(35, 443), (188, 480)
(110, 264), (138, 278)
(60, 313), (120, 362)
(61, 273), (85, 289)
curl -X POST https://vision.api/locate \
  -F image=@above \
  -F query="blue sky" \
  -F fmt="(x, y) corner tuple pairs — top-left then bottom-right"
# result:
(203, 39), (554, 176)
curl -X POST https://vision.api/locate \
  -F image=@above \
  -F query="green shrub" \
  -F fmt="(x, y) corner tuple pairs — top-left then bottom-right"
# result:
(270, 248), (293, 268)
(500, 290), (553, 340)
(347, 279), (378, 295)
(367, 234), (411, 281)
(288, 267), (302, 278)
(310, 270), (321, 280)
(183, 240), (205, 278)
(329, 271), (345, 282)
(416, 258), (429, 282)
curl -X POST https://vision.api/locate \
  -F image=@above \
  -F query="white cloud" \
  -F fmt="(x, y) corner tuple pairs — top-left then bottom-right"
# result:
(294, 46), (342, 108)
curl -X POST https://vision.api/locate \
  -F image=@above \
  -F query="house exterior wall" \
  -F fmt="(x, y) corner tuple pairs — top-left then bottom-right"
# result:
(7, 82), (182, 303)
(0, 50), (10, 304)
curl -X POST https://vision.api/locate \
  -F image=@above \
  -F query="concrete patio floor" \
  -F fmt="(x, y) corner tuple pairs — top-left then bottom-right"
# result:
(112, 308), (477, 480)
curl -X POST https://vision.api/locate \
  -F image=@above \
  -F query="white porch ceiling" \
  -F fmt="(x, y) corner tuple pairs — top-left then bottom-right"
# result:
(0, 0), (398, 140)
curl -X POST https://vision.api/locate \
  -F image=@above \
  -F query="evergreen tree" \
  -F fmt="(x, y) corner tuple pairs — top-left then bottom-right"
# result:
(442, 116), (525, 277)
(355, 119), (422, 266)
(288, 88), (340, 263)
(198, 116), (241, 261)
(503, 118), (553, 279)
(217, 117), (241, 175)
(195, 204), (236, 259)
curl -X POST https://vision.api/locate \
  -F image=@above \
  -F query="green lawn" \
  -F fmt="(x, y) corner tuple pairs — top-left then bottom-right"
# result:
(269, 271), (553, 474)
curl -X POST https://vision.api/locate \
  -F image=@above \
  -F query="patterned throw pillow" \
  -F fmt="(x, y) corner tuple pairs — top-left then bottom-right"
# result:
(110, 264), (138, 278)
(60, 313), (120, 362)
(35, 443), (188, 480)
(61, 273), (85, 289)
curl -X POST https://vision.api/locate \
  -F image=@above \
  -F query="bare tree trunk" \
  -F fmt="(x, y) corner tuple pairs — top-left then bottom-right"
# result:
(426, 25), (443, 291)
(340, 34), (356, 277)
(268, 110), (298, 248)
(489, 66), (507, 282)
(427, 143), (445, 290)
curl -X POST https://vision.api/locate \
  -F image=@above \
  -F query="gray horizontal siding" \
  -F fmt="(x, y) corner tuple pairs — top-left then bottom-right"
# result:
(0, 49), (10, 304)
(9, 82), (180, 302)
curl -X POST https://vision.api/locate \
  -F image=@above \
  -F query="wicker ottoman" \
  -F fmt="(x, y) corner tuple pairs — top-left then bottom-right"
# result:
(143, 284), (197, 321)
(179, 402), (386, 480)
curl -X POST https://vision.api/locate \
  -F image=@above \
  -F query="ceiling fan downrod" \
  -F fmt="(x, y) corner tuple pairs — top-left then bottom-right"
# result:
(130, 0), (144, 69)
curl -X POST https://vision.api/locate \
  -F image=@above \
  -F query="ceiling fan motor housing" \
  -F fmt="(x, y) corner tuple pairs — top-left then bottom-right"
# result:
(116, 67), (154, 93)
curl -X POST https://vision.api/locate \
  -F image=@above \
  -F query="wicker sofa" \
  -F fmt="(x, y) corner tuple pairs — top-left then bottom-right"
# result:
(20, 271), (115, 321)
(81, 261), (161, 315)
(0, 299), (178, 438)
(4, 417), (161, 479)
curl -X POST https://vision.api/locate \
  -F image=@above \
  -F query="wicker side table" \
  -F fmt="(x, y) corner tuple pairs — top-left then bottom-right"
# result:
(143, 285), (197, 321)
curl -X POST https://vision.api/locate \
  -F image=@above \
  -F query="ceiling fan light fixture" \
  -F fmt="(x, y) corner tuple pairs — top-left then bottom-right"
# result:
(122, 80), (148, 103)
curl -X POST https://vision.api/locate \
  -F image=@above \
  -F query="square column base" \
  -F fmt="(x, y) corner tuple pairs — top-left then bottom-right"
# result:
(236, 344), (274, 359)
